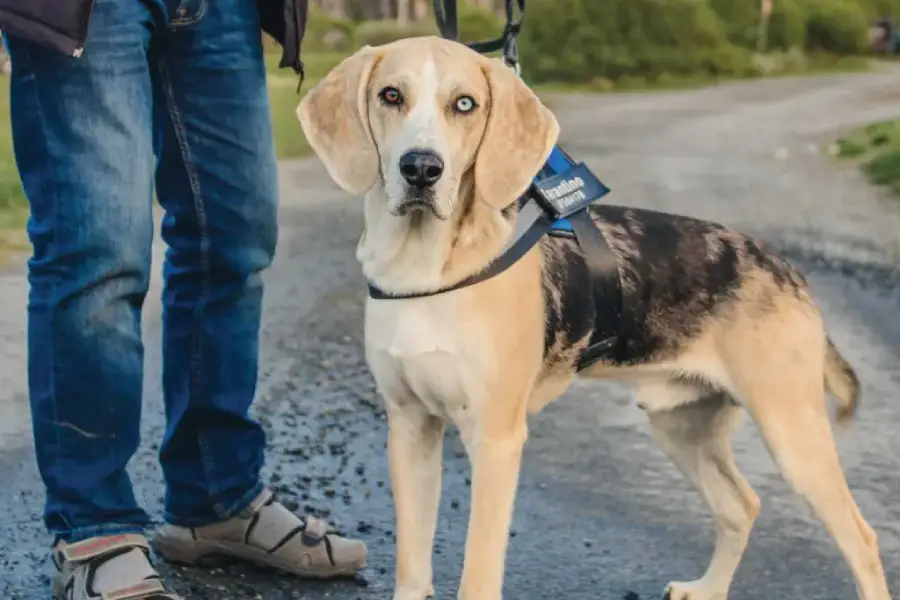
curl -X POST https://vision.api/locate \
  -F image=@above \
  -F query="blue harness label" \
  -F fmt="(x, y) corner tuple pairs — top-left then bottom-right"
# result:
(532, 162), (611, 220)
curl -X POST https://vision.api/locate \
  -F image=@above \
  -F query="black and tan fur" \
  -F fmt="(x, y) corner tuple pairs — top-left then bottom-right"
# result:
(297, 37), (890, 600)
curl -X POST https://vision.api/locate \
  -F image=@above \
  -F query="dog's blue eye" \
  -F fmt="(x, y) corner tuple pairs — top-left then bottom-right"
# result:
(379, 86), (403, 106)
(454, 95), (477, 114)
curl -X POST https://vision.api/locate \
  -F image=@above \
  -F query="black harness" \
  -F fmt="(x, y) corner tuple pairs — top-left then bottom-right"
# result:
(366, 2), (624, 370)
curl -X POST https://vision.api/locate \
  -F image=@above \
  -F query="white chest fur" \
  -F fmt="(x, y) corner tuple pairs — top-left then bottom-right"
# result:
(364, 295), (490, 426)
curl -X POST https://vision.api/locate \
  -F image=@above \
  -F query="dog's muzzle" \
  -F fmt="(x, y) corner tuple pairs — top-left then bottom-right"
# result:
(394, 148), (444, 217)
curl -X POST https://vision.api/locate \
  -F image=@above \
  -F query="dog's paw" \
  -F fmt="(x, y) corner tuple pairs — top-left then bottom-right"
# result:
(663, 580), (727, 600)
(392, 583), (434, 600)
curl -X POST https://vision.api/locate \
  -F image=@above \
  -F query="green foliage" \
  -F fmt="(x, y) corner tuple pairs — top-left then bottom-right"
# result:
(858, 0), (900, 19)
(864, 146), (900, 194)
(839, 120), (900, 197)
(520, 0), (755, 83)
(516, 0), (871, 85)
(457, 2), (506, 44)
(709, 0), (760, 48)
(800, 0), (869, 54)
(768, 0), (808, 50)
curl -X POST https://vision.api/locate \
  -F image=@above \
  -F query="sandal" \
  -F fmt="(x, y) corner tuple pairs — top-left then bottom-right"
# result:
(52, 533), (181, 600)
(152, 489), (367, 578)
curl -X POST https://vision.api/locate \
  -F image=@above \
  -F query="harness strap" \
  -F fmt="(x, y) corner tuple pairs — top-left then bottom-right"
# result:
(568, 210), (623, 368)
(433, 0), (459, 41)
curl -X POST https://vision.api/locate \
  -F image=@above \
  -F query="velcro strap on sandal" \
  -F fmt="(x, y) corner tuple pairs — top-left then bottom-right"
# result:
(61, 534), (151, 564)
(100, 578), (169, 600)
(302, 517), (327, 542)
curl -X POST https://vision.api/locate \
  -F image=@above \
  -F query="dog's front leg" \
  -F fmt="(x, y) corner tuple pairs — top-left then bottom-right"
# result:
(387, 402), (446, 600)
(457, 404), (528, 600)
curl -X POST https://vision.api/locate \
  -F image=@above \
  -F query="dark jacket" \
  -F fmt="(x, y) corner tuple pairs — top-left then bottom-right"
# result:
(0, 0), (307, 74)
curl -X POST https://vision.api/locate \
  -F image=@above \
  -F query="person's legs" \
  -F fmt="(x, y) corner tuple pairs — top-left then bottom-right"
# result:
(7, 0), (156, 543)
(149, 0), (367, 576)
(7, 2), (187, 597)
(151, 0), (277, 525)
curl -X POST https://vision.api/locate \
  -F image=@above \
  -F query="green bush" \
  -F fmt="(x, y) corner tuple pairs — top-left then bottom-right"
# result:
(768, 0), (808, 50)
(859, 0), (900, 19)
(800, 0), (869, 54)
(709, 0), (760, 48)
(457, 2), (505, 45)
(710, 0), (807, 51)
(520, 0), (753, 83)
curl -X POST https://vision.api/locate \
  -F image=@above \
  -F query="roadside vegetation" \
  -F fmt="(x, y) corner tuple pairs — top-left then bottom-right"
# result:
(1, 0), (897, 232)
(834, 120), (900, 197)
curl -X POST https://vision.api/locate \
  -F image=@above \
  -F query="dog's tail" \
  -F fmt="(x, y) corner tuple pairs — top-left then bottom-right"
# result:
(824, 335), (860, 425)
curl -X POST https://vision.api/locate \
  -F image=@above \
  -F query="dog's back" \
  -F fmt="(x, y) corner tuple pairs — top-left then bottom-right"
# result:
(540, 204), (811, 369)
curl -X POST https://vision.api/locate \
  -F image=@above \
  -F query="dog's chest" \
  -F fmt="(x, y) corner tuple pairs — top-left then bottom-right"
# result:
(364, 298), (489, 422)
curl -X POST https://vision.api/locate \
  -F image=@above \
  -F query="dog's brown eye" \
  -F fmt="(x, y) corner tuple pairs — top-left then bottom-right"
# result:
(453, 95), (477, 114)
(379, 87), (403, 107)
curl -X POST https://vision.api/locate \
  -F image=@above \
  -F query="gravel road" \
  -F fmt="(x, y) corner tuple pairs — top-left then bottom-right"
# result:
(1, 65), (899, 600)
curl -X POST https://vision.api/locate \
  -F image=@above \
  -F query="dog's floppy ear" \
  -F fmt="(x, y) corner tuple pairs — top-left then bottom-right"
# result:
(297, 46), (382, 195)
(474, 59), (560, 209)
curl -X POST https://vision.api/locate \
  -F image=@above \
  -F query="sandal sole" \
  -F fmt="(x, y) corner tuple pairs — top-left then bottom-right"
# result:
(151, 536), (365, 579)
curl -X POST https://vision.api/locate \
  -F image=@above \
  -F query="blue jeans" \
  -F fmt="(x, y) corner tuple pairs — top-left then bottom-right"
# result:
(6, 0), (278, 542)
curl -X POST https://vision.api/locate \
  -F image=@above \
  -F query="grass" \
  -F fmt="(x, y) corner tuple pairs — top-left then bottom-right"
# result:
(266, 51), (348, 158)
(833, 119), (900, 197)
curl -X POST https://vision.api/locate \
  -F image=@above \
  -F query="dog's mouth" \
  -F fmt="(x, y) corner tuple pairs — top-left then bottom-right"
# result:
(391, 190), (444, 219)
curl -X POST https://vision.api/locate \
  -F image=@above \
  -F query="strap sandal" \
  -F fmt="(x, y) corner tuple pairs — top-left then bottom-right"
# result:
(152, 489), (366, 578)
(52, 534), (181, 600)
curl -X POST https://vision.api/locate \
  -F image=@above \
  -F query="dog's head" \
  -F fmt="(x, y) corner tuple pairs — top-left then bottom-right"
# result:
(297, 36), (559, 220)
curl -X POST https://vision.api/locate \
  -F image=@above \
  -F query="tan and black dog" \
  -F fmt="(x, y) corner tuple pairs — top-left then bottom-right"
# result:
(297, 36), (891, 600)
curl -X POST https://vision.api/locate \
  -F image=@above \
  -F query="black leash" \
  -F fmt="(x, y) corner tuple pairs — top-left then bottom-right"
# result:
(433, 0), (525, 69)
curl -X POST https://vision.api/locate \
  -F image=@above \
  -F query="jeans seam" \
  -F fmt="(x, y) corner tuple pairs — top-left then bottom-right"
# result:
(26, 45), (64, 530)
(155, 59), (216, 499)
(169, 0), (207, 28)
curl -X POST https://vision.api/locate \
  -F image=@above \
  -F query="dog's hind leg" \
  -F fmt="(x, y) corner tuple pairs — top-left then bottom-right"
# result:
(386, 400), (446, 600)
(746, 381), (891, 600)
(646, 390), (760, 600)
(721, 302), (891, 600)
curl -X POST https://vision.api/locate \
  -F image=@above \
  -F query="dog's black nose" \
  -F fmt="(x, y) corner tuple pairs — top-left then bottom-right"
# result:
(398, 149), (444, 188)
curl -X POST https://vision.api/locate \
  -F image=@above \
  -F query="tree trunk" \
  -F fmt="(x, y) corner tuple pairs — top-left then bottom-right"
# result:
(397, 0), (410, 24)
(413, 0), (429, 22)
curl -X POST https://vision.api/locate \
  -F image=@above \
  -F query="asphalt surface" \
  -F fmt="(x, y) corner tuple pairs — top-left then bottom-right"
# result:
(2, 66), (900, 600)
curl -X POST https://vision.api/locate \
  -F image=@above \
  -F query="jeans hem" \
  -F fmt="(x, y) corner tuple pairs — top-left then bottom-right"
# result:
(54, 522), (148, 545)
(163, 481), (266, 527)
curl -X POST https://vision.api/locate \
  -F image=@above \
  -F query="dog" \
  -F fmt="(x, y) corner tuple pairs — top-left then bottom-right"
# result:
(296, 36), (892, 600)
